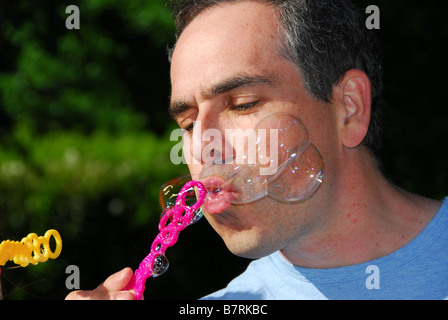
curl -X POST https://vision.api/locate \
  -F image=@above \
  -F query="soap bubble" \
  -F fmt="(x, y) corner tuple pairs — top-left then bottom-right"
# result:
(152, 254), (169, 277)
(255, 113), (324, 202)
(267, 139), (324, 202)
(159, 175), (203, 224)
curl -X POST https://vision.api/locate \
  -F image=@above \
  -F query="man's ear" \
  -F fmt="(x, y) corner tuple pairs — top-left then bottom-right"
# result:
(336, 69), (372, 149)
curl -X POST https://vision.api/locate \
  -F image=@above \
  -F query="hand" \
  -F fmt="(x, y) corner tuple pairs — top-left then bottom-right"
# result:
(65, 267), (136, 300)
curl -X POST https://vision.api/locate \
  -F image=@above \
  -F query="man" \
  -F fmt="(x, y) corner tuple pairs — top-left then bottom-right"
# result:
(66, 0), (447, 299)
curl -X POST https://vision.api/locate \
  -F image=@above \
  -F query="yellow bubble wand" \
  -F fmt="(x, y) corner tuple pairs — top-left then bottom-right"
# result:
(0, 229), (62, 268)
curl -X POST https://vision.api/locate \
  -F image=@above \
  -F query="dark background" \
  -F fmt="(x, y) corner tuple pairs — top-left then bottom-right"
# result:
(0, 0), (446, 299)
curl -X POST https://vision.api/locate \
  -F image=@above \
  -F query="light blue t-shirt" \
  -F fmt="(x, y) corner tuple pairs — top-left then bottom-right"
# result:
(203, 197), (448, 300)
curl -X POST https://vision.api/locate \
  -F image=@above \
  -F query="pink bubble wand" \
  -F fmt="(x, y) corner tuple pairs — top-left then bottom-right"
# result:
(125, 180), (207, 300)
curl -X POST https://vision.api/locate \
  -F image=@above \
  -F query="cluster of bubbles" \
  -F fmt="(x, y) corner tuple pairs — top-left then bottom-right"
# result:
(159, 113), (324, 220)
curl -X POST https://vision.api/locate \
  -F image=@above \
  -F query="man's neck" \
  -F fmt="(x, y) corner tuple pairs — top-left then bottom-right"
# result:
(280, 148), (442, 269)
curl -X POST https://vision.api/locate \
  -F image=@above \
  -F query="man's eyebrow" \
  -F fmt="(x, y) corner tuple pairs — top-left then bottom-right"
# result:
(202, 74), (274, 98)
(169, 100), (190, 120)
(169, 74), (274, 120)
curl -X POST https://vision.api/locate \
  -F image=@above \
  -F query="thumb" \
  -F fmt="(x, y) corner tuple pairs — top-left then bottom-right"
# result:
(98, 267), (134, 292)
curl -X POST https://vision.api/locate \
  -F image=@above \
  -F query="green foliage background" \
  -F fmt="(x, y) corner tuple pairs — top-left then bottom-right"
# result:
(0, 0), (447, 299)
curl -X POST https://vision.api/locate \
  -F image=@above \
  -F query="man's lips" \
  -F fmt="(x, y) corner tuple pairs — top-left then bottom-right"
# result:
(200, 176), (236, 215)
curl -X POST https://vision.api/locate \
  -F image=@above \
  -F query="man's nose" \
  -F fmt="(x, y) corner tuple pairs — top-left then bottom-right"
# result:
(189, 115), (234, 166)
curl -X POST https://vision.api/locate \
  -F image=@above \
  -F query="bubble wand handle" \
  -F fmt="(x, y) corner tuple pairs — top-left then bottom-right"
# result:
(126, 180), (206, 300)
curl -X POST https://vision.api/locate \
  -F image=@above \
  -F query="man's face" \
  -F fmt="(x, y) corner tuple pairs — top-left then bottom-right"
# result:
(170, 1), (339, 258)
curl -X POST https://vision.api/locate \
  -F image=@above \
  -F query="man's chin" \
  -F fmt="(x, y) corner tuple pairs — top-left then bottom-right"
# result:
(222, 235), (277, 260)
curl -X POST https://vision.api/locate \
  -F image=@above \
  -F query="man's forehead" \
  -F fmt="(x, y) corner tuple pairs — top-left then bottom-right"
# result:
(169, 1), (289, 113)
(171, 1), (280, 56)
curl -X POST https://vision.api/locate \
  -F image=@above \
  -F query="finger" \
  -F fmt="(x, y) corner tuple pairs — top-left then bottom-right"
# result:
(65, 267), (136, 300)
(98, 267), (134, 292)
